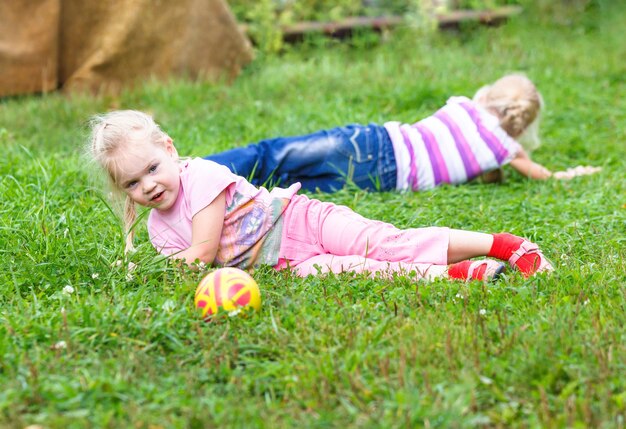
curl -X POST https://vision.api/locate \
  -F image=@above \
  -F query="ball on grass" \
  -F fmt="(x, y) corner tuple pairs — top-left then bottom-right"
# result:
(194, 267), (261, 320)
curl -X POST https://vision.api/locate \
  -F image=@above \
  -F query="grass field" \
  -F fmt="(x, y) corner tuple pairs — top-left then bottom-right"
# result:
(1, 2), (625, 428)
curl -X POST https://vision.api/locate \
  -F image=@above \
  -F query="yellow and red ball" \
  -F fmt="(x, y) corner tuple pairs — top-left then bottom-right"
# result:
(194, 267), (261, 320)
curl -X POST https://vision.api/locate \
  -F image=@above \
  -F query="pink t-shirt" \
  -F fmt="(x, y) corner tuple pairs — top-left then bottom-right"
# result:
(148, 158), (300, 269)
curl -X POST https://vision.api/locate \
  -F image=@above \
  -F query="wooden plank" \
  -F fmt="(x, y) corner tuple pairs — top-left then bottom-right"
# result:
(436, 5), (523, 27)
(239, 6), (523, 42)
(280, 16), (405, 36)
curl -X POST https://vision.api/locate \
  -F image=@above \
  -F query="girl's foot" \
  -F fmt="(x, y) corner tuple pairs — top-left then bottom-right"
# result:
(489, 233), (554, 278)
(448, 259), (506, 282)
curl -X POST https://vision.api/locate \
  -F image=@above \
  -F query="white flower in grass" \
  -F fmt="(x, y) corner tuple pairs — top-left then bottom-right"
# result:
(479, 375), (493, 385)
(63, 285), (74, 295)
(455, 293), (463, 299)
(228, 308), (243, 317)
(125, 262), (137, 280)
(161, 299), (175, 313)
(52, 340), (67, 350)
(91, 273), (99, 279)
(479, 308), (487, 316)
(583, 299), (590, 306)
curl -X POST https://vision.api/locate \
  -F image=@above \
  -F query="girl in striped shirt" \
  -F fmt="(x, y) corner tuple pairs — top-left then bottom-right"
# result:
(207, 74), (600, 193)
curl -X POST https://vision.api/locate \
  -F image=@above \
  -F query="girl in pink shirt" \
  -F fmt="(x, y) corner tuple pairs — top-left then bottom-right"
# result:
(88, 110), (553, 281)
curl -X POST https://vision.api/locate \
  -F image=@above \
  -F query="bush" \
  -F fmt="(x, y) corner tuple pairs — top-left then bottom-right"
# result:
(231, 0), (522, 52)
(230, 0), (607, 53)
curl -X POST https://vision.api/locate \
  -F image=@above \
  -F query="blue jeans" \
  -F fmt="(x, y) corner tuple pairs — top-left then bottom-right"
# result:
(205, 124), (397, 193)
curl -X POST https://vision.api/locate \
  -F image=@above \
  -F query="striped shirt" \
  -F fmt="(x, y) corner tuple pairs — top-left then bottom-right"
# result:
(384, 97), (522, 191)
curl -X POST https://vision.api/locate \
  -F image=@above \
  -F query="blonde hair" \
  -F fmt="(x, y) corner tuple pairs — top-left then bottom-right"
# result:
(473, 74), (544, 152)
(87, 110), (171, 253)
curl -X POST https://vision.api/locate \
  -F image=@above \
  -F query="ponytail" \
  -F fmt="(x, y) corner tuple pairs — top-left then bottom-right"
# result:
(124, 195), (137, 253)
(499, 101), (532, 138)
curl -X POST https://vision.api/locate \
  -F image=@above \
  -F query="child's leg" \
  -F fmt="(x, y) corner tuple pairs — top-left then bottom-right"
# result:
(280, 196), (550, 280)
(315, 203), (450, 265)
(206, 124), (393, 192)
(292, 255), (503, 282)
(204, 145), (265, 183)
(292, 254), (444, 280)
(205, 129), (349, 191)
(286, 197), (509, 270)
(447, 230), (553, 277)
(279, 195), (450, 277)
(446, 229), (494, 262)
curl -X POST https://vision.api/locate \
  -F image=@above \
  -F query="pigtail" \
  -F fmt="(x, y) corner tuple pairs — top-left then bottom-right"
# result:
(124, 195), (137, 254)
(499, 101), (529, 138)
(474, 74), (543, 146)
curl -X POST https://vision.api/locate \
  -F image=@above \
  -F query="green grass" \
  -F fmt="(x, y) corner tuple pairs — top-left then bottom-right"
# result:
(1, 3), (625, 428)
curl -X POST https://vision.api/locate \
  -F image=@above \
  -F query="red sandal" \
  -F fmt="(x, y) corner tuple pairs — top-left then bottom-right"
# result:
(508, 240), (554, 278)
(449, 259), (506, 282)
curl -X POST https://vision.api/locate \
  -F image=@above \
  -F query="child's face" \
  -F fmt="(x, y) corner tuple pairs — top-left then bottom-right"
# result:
(113, 139), (181, 211)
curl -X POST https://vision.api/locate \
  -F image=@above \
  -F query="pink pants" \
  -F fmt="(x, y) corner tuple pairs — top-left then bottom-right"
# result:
(277, 194), (450, 278)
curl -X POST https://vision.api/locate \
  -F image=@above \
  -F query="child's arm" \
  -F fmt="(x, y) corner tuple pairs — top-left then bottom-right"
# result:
(509, 150), (553, 179)
(509, 150), (601, 180)
(174, 191), (226, 266)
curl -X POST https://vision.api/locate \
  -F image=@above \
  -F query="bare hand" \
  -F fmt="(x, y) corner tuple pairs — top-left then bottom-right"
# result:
(553, 165), (602, 180)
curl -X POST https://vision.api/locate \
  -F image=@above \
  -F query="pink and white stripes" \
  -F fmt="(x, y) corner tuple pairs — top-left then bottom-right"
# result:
(385, 96), (522, 191)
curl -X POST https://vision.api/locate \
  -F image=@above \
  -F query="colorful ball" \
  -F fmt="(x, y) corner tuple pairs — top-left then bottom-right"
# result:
(194, 267), (261, 320)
